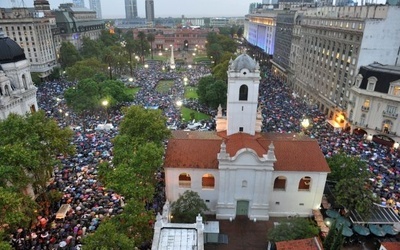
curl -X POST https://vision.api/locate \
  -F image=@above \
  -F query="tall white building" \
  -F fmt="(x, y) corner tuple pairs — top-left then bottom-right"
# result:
(89, 0), (102, 19)
(164, 53), (330, 221)
(73, 0), (85, 8)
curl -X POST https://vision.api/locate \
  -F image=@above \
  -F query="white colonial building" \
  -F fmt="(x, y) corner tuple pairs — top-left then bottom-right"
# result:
(164, 53), (330, 221)
(0, 35), (38, 120)
(348, 62), (400, 146)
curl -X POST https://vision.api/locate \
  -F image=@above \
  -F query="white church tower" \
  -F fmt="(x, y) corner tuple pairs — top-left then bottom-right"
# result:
(225, 53), (261, 136)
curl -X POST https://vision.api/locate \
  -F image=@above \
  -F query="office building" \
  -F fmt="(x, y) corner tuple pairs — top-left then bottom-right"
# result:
(145, 0), (155, 25)
(53, 3), (105, 51)
(72, 0), (85, 8)
(89, 0), (102, 19)
(125, 0), (138, 19)
(0, 7), (57, 78)
(291, 5), (400, 130)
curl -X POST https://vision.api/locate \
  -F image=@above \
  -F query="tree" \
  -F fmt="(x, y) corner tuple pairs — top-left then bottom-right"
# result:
(267, 217), (319, 242)
(147, 33), (155, 59)
(59, 41), (81, 69)
(0, 112), (74, 215)
(0, 187), (39, 230)
(237, 26), (244, 38)
(197, 76), (227, 109)
(66, 58), (107, 82)
(326, 153), (378, 218)
(171, 190), (209, 223)
(64, 78), (101, 114)
(137, 31), (148, 63)
(82, 220), (136, 250)
(326, 153), (370, 182)
(81, 36), (102, 59)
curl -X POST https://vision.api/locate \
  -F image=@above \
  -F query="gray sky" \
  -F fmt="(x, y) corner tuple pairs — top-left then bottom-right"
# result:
(3, 0), (257, 18)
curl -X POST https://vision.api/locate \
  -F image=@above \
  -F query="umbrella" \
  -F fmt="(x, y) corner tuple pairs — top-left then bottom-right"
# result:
(352, 224), (370, 236)
(326, 209), (341, 219)
(336, 216), (351, 228)
(369, 224), (386, 237)
(382, 225), (398, 236)
(339, 226), (354, 237)
(59, 241), (67, 247)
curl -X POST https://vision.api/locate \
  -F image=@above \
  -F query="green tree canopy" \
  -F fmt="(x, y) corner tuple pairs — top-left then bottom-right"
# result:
(66, 58), (107, 82)
(327, 153), (378, 218)
(197, 76), (227, 109)
(59, 41), (81, 69)
(171, 190), (209, 223)
(82, 220), (136, 250)
(81, 36), (102, 59)
(267, 217), (319, 242)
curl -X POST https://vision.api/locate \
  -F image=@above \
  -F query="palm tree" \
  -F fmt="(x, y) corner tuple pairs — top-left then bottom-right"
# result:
(137, 31), (147, 63)
(147, 33), (155, 59)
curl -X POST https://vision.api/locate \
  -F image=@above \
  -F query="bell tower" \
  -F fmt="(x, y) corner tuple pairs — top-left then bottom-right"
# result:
(226, 53), (261, 136)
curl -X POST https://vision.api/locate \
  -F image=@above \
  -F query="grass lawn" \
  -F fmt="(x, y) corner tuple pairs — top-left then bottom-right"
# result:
(180, 106), (210, 121)
(184, 86), (198, 99)
(156, 80), (175, 94)
(124, 87), (141, 100)
(194, 56), (210, 63)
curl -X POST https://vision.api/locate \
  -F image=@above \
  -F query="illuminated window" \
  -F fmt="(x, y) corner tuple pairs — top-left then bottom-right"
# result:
(179, 173), (191, 188)
(202, 174), (215, 189)
(273, 176), (287, 191)
(298, 176), (311, 191)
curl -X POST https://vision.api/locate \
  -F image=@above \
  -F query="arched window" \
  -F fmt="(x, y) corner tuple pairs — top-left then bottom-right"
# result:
(202, 174), (215, 189)
(0, 87), (3, 96)
(273, 176), (287, 190)
(298, 176), (311, 191)
(4, 85), (10, 96)
(239, 85), (248, 101)
(179, 173), (191, 188)
(22, 74), (28, 90)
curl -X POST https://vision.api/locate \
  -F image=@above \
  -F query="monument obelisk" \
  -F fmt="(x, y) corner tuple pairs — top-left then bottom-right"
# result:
(169, 45), (176, 70)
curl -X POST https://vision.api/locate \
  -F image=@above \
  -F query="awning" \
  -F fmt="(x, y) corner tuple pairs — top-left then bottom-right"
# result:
(350, 204), (400, 225)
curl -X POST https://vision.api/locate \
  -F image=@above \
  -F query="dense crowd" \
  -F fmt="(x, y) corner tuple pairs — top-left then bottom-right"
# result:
(9, 62), (400, 249)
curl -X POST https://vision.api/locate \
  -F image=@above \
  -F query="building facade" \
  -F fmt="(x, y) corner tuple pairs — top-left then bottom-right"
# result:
(244, 11), (279, 56)
(0, 35), (38, 120)
(72, 0), (85, 8)
(0, 7), (57, 78)
(348, 63), (400, 143)
(89, 0), (102, 19)
(271, 11), (296, 81)
(53, 3), (105, 51)
(164, 54), (330, 221)
(292, 5), (400, 130)
(125, 0), (138, 19)
(145, 0), (155, 25)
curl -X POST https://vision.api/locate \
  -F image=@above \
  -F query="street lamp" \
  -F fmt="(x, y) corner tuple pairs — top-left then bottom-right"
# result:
(393, 142), (399, 150)
(183, 77), (188, 86)
(301, 118), (310, 135)
(102, 100), (109, 123)
(366, 134), (373, 142)
(176, 100), (183, 108)
(144, 64), (149, 69)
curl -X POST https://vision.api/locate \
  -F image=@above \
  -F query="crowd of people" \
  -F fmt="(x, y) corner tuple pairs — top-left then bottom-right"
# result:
(8, 62), (400, 249)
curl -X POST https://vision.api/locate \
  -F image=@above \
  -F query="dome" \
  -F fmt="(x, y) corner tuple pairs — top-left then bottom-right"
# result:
(230, 53), (258, 72)
(0, 37), (26, 64)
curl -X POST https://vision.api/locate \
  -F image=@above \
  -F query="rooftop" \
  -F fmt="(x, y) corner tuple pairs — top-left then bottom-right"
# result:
(275, 237), (324, 250)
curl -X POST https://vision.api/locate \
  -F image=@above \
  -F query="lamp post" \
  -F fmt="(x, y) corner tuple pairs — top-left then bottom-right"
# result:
(102, 100), (109, 124)
(393, 142), (399, 150)
(107, 65), (112, 79)
(301, 118), (310, 135)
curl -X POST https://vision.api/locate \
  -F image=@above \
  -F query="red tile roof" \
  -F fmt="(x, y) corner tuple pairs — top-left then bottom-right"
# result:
(380, 242), (400, 250)
(275, 237), (324, 250)
(163, 131), (330, 173)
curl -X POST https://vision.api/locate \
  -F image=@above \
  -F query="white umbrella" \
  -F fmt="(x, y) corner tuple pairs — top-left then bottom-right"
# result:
(59, 241), (67, 247)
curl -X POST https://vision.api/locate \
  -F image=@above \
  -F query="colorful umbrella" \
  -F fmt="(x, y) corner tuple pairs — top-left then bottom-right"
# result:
(326, 209), (341, 219)
(352, 224), (370, 236)
(339, 226), (354, 237)
(336, 216), (351, 228)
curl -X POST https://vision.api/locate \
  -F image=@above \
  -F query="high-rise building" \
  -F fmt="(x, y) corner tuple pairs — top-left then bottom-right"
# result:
(72, 0), (85, 8)
(0, 7), (57, 78)
(145, 0), (155, 24)
(291, 5), (400, 130)
(89, 0), (102, 19)
(125, 0), (138, 19)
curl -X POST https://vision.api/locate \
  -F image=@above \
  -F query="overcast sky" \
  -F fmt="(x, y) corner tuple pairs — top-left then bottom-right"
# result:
(2, 0), (257, 18)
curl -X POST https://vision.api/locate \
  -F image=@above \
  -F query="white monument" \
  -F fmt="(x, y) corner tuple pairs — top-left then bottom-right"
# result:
(169, 45), (176, 70)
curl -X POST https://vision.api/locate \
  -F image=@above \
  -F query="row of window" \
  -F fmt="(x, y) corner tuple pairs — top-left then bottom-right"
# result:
(178, 173), (312, 191)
